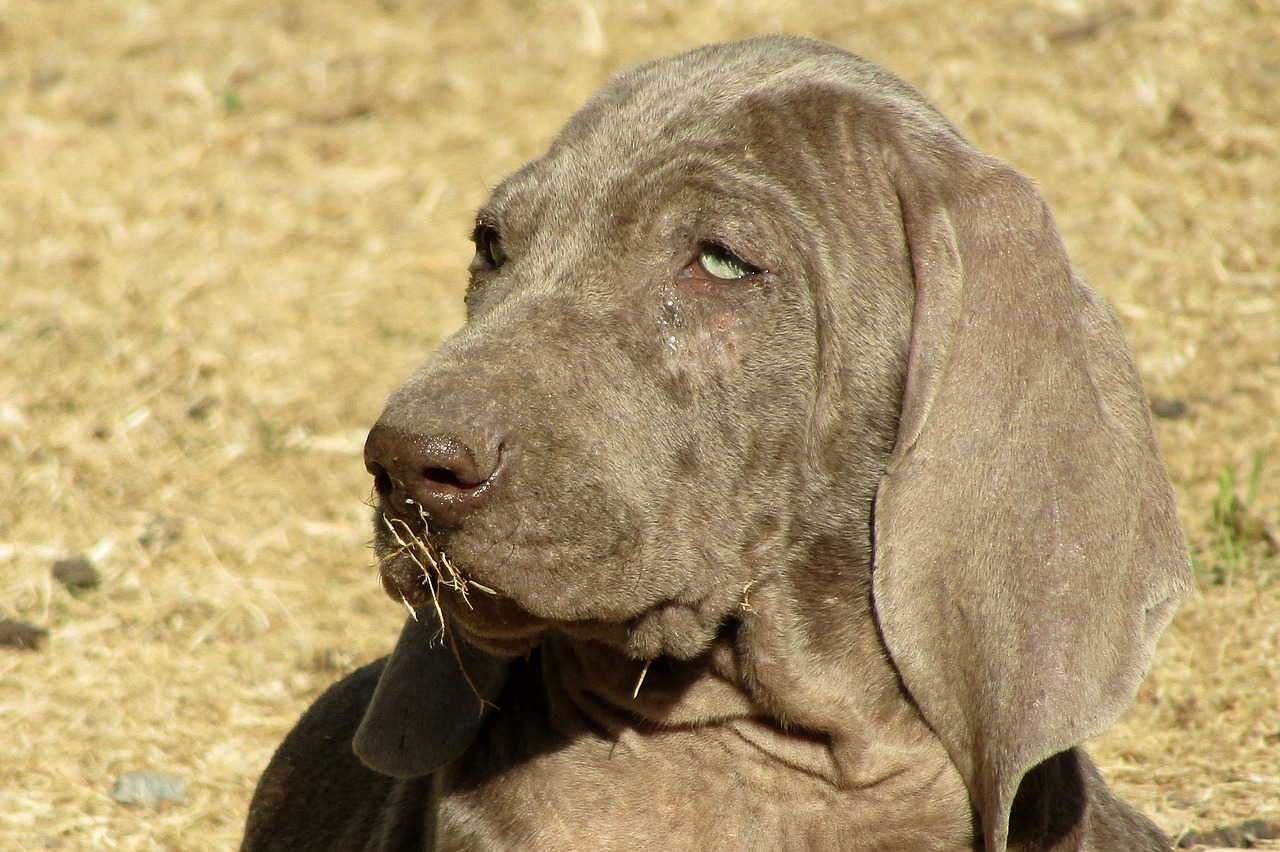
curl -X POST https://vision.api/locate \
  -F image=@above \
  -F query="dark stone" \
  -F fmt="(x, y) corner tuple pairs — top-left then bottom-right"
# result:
(0, 618), (48, 650)
(52, 556), (101, 597)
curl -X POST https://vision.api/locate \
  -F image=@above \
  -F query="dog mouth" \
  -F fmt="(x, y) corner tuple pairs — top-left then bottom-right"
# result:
(374, 504), (491, 604)
(371, 503), (729, 661)
(372, 504), (547, 651)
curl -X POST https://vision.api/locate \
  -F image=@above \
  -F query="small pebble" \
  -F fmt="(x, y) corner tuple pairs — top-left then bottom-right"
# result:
(1150, 398), (1188, 420)
(110, 771), (188, 807)
(0, 618), (48, 650)
(52, 556), (101, 597)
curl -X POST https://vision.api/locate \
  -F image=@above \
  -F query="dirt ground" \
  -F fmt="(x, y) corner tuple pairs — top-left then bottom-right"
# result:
(2, 0), (1277, 848)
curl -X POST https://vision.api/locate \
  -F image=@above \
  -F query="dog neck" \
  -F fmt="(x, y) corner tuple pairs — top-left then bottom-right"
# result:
(540, 631), (755, 728)
(443, 627), (970, 852)
(535, 628), (857, 786)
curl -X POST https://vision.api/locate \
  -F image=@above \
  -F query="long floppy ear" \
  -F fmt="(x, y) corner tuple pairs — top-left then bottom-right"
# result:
(872, 139), (1192, 852)
(353, 615), (513, 778)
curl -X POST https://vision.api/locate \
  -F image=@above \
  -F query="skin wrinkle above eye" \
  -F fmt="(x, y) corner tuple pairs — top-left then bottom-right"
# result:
(612, 148), (791, 255)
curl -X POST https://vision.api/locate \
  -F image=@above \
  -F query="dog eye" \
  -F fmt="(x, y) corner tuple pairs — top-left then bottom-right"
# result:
(471, 224), (506, 270)
(695, 244), (758, 281)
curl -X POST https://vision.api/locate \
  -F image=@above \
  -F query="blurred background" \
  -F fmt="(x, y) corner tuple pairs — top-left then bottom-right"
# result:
(1, 0), (1277, 847)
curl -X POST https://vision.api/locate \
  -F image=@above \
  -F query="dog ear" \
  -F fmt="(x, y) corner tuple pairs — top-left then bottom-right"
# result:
(353, 616), (512, 779)
(871, 136), (1191, 852)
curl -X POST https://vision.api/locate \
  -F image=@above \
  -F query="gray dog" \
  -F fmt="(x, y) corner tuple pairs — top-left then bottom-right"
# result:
(242, 36), (1192, 851)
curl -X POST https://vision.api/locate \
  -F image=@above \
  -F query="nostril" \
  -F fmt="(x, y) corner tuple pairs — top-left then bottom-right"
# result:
(369, 463), (395, 499)
(424, 466), (468, 489)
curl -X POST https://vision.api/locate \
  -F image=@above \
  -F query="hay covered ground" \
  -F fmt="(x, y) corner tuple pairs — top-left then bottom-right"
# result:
(2, 0), (1277, 847)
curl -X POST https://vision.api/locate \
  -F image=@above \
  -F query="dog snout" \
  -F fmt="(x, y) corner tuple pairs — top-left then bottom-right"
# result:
(364, 421), (505, 530)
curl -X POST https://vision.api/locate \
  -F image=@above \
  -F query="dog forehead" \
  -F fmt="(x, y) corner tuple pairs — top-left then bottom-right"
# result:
(486, 38), (954, 230)
(550, 36), (945, 156)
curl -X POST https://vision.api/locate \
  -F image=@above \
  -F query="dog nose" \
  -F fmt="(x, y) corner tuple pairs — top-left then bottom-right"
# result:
(364, 424), (504, 529)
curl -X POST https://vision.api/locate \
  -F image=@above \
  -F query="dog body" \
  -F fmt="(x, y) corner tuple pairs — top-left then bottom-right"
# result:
(243, 37), (1191, 851)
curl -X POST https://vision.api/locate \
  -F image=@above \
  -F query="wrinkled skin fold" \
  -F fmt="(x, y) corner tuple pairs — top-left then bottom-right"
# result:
(243, 35), (1191, 852)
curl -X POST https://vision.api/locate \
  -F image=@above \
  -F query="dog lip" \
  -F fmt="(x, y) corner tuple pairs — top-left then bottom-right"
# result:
(379, 568), (433, 610)
(374, 496), (429, 538)
(373, 534), (519, 621)
(372, 522), (471, 609)
(445, 603), (548, 654)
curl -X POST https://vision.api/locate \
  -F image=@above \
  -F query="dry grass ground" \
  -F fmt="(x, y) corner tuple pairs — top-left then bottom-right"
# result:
(2, 0), (1277, 848)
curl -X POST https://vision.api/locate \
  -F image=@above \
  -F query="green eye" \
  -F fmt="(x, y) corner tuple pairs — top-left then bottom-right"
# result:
(697, 245), (757, 280)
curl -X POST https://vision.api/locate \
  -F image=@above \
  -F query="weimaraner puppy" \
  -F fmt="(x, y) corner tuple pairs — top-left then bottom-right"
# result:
(243, 35), (1192, 851)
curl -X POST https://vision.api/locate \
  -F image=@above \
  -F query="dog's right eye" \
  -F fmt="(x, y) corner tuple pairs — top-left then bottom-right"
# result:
(471, 224), (506, 271)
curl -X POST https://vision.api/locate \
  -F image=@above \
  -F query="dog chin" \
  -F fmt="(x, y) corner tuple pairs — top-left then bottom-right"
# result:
(443, 594), (550, 652)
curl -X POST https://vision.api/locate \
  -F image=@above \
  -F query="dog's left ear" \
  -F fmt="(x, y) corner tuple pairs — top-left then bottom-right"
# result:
(353, 616), (512, 778)
(871, 131), (1192, 852)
